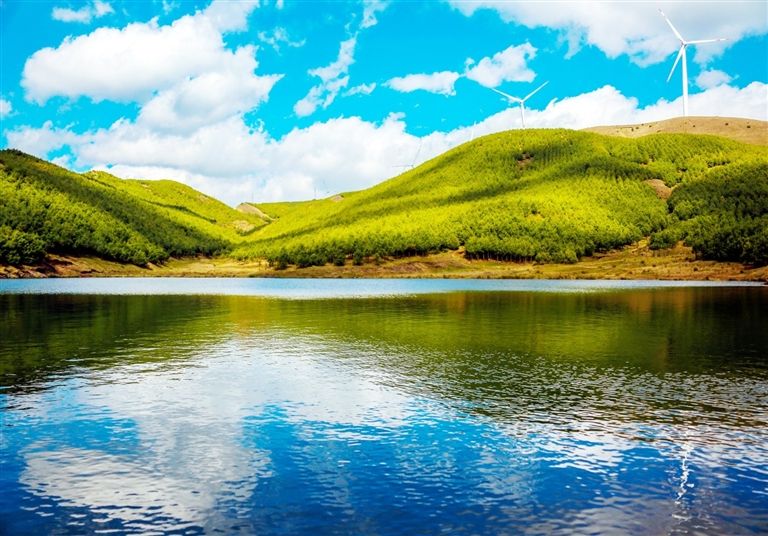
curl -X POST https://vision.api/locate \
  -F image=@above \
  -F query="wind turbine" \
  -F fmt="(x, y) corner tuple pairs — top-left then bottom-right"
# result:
(659, 9), (726, 117)
(489, 81), (548, 129)
(393, 138), (423, 171)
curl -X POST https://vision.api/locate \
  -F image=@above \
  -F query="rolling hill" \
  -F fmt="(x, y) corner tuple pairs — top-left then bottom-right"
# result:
(234, 129), (768, 267)
(0, 150), (265, 265)
(1, 123), (766, 272)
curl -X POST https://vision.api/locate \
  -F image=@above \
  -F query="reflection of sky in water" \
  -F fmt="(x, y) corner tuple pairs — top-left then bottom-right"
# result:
(2, 285), (767, 535)
(5, 329), (767, 535)
(0, 277), (762, 298)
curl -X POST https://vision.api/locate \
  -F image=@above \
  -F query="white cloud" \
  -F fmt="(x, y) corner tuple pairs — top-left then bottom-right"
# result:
(292, 0), (388, 117)
(51, 0), (113, 24)
(201, 0), (259, 32)
(695, 69), (733, 90)
(24, 0), (265, 105)
(20, 337), (415, 529)
(345, 82), (377, 96)
(0, 98), (12, 118)
(448, 1), (767, 66)
(257, 27), (306, 52)
(488, 82), (768, 130)
(294, 36), (356, 117)
(465, 43), (537, 87)
(8, 83), (766, 205)
(362, 0), (388, 29)
(5, 120), (80, 155)
(161, 0), (179, 15)
(78, 116), (271, 178)
(386, 71), (460, 96)
(137, 48), (282, 134)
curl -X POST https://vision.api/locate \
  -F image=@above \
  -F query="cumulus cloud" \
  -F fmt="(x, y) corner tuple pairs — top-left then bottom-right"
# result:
(257, 27), (306, 52)
(695, 69), (733, 90)
(8, 82), (766, 206)
(362, 0), (388, 29)
(5, 120), (81, 155)
(24, 0), (267, 105)
(201, 0), (259, 32)
(345, 83), (377, 96)
(137, 49), (282, 134)
(465, 43), (537, 87)
(294, 37), (356, 117)
(51, 0), (113, 24)
(448, 1), (767, 65)
(386, 71), (460, 96)
(0, 98), (12, 118)
(386, 42), (536, 96)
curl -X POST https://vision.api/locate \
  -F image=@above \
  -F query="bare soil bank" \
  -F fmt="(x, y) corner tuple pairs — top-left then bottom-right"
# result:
(2, 242), (766, 282)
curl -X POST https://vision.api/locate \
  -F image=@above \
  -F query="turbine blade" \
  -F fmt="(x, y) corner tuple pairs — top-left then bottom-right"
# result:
(522, 81), (549, 103)
(687, 38), (727, 45)
(667, 46), (684, 82)
(411, 140), (422, 166)
(489, 86), (519, 102)
(659, 9), (684, 42)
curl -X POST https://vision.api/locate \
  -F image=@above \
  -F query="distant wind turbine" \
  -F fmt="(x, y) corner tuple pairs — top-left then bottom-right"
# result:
(659, 9), (726, 117)
(489, 81), (548, 129)
(393, 139), (423, 171)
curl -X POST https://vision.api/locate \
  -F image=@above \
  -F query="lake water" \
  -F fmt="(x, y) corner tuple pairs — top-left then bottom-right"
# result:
(1, 278), (767, 534)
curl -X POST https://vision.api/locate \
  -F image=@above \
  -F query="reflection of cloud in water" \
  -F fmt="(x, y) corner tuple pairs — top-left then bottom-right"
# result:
(17, 331), (766, 533)
(20, 336), (416, 529)
(23, 447), (227, 527)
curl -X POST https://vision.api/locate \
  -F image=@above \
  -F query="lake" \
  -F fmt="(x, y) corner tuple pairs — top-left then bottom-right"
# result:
(1, 278), (767, 534)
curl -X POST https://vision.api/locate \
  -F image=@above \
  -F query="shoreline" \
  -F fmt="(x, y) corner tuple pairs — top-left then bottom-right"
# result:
(2, 242), (767, 282)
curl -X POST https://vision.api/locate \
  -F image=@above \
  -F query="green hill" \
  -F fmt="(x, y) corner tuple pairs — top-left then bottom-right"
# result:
(2, 128), (766, 271)
(0, 150), (265, 265)
(234, 129), (768, 267)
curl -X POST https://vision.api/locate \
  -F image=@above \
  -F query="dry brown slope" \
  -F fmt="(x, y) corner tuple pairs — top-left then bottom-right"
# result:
(585, 116), (767, 145)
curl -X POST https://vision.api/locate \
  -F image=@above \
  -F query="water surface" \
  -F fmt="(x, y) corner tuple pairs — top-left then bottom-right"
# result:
(1, 279), (767, 534)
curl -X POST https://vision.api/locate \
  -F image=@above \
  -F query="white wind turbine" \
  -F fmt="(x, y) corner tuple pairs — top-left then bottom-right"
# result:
(489, 81), (548, 129)
(659, 9), (726, 117)
(393, 138), (423, 171)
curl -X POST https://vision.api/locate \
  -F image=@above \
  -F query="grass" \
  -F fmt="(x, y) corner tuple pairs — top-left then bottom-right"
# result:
(585, 116), (768, 146)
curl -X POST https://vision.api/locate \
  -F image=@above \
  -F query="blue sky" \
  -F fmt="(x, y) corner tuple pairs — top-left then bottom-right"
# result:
(1, 0), (766, 204)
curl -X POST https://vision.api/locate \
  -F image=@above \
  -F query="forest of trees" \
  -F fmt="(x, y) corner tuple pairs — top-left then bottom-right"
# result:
(651, 159), (768, 264)
(1, 128), (766, 269)
(234, 130), (767, 267)
(0, 150), (262, 265)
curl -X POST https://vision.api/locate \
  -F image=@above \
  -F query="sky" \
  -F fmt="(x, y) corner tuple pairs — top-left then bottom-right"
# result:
(1, 0), (766, 205)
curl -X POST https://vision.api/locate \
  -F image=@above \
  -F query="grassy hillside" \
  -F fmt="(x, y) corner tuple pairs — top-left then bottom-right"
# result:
(233, 129), (768, 267)
(2, 126), (766, 271)
(0, 150), (265, 265)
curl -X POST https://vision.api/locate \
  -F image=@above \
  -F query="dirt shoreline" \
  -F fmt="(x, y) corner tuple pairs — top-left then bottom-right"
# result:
(2, 242), (767, 282)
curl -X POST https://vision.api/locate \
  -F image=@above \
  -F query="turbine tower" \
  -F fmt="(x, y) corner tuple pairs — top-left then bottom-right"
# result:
(659, 9), (726, 117)
(488, 81), (548, 129)
(393, 139), (423, 171)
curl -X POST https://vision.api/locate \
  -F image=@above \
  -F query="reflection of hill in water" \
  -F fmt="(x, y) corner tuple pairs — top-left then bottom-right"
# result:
(2, 288), (766, 430)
